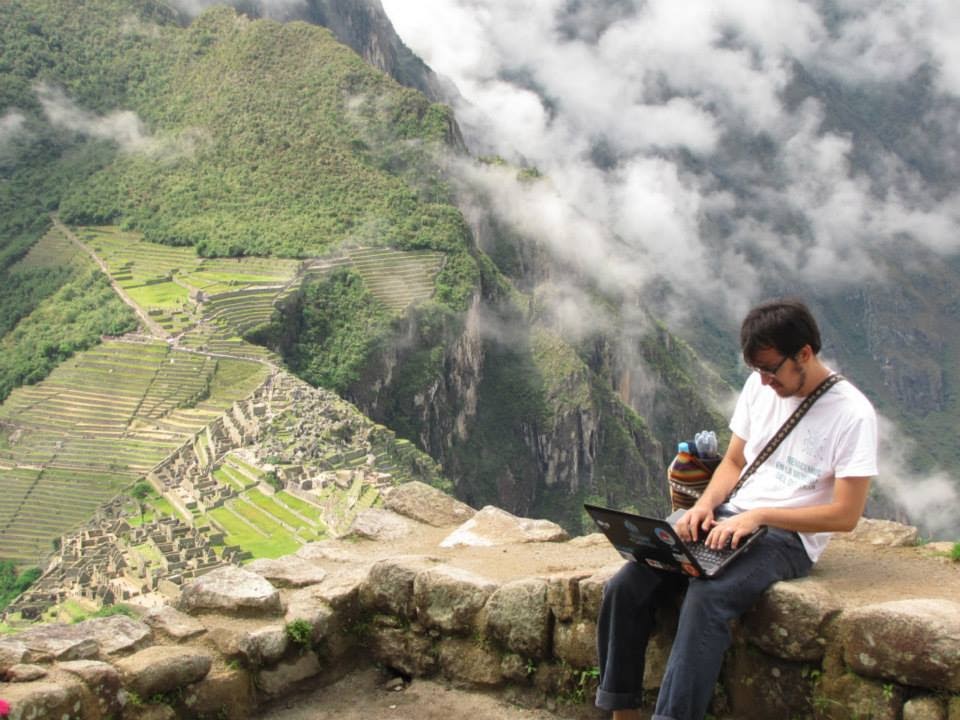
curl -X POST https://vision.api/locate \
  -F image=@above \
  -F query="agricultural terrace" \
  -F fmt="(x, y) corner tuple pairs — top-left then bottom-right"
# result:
(305, 247), (445, 313)
(8, 225), (84, 272)
(0, 338), (268, 564)
(79, 226), (300, 337)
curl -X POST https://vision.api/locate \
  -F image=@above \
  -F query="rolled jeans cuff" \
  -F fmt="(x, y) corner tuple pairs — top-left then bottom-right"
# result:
(595, 686), (645, 711)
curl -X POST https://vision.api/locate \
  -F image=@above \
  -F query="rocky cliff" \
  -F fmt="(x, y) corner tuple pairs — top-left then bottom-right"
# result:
(1, 485), (957, 720)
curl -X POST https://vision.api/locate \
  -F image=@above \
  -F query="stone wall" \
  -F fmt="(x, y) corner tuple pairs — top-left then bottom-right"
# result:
(1, 491), (958, 720)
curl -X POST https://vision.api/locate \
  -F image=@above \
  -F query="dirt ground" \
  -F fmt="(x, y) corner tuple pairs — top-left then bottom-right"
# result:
(259, 526), (960, 720)
(260, 665), (611, 720)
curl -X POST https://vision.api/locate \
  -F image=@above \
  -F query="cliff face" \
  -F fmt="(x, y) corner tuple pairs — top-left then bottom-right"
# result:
(302, 0), (460, 108)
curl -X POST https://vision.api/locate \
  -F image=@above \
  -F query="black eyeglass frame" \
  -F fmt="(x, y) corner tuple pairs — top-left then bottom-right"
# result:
(750, 354), (792, 378)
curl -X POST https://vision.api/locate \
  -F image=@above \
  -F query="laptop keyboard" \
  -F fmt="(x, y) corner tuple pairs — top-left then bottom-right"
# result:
(685, 540), (734, 571)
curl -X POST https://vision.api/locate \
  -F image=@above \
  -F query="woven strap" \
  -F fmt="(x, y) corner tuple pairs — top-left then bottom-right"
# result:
(726, 373), (844, 501)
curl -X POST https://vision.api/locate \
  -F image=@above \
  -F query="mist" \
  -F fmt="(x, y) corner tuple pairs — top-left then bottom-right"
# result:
(166, 0), (307, 21)
(382, 0), (960, 319)
(37, 82), (153, 153)
(381, 0), (960, 537)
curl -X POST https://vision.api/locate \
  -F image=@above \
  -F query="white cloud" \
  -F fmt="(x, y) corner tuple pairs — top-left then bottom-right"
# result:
(875, 415), (960, 538)
(35, 83), (204, 161)
(383, 0), (960, 326)
(167, 0), (307, 21)
(37, 82), (152, 153)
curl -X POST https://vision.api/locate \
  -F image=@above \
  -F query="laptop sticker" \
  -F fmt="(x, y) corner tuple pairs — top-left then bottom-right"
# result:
(681, 562), (700, 577)
(654, 527), (676, 546)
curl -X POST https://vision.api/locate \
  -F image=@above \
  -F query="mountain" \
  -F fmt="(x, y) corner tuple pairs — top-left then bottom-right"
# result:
(0, 0), (734, 574)
(3, 0), (955, 567)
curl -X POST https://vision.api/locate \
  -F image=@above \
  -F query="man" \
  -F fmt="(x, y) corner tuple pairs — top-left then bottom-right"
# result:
(595, 298), (878, 720)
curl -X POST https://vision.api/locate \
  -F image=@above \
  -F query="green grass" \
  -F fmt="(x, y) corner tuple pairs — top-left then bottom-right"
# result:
(276, 491), (324, 523)
(207, 506), (300, 559)
(247, 488), (315, 530)
(126, 281), (190, 308)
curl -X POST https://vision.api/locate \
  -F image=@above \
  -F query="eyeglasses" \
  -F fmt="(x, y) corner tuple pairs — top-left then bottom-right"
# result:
(750, 355), (791, 378)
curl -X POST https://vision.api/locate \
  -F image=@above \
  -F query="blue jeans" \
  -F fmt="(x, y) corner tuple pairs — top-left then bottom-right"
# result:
(595, 527), (812, 720)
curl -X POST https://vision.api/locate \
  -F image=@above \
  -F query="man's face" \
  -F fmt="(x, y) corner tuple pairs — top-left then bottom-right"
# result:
(749, 347), (805, 398)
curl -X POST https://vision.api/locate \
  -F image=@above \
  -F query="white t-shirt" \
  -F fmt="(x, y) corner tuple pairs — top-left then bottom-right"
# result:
(727, 371), (878, 562)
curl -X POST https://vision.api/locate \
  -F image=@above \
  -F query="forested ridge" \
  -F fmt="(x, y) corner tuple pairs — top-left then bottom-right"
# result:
(0, 0), (729, 558)
(0, 0), (480, 404)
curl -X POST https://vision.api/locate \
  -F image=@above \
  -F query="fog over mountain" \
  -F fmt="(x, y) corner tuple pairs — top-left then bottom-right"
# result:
(380, 0), (960, 536)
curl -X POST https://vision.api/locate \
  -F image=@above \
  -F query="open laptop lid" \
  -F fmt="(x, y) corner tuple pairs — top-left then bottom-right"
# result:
(583, 504), (766, 578)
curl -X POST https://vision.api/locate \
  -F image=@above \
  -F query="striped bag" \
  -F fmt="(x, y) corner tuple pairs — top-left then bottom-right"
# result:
(667, 451), (721, 511)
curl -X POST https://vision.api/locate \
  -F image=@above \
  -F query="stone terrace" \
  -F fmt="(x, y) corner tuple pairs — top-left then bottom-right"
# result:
(0, 482), (958, 720)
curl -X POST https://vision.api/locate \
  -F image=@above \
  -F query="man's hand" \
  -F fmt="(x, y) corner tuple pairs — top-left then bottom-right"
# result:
(704, 510), (763, 549)
(675, 505), (716, 542)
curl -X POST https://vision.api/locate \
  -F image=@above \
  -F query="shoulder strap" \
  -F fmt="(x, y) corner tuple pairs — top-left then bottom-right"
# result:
(727, 373), (844, 501)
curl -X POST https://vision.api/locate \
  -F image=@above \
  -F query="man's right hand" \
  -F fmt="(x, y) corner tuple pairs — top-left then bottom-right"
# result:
(675, 505), (716, 542)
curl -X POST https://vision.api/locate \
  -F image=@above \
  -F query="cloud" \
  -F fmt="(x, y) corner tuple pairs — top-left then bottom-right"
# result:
(874, 415), (960, 539)
(383, 0), (960, 326)
(37, 82), (153, 153)
(166, 0), (307, 21)
(34, 83), (205, 161)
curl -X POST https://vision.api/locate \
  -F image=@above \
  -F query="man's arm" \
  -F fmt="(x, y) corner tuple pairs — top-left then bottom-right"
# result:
(705, 475), (871, 549)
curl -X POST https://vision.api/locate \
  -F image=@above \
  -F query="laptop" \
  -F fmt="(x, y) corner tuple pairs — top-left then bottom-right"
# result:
(584, 504), (767, 578)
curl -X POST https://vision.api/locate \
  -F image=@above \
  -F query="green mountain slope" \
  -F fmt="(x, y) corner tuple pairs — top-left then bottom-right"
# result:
(0, 0), (731, 567)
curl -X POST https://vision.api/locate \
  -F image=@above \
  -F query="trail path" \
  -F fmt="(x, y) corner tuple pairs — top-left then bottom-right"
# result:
(53, 215), (172, 339)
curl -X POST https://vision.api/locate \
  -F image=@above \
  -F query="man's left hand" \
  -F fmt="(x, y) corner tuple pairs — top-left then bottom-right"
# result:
(704, 511), (763, 550)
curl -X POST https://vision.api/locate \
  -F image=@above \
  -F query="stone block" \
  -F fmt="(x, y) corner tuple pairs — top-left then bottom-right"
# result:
(255, 652), (323, 697)
(839, 599), (960, 691)
(578, 564), (622, 621)
(847, 518), (919, 547)
(2, 624), (95, 663)
(368, 623), (437, 677)
(245, 556), (328, 588)
(382, 480), (475, 527)
(904, 696), (947, 720)
(143, 606), (206, 642)
(59, 659), (123, 719)
(114, 645), (213, 699)
(816, 667), (903, 720)
(5, 664), (47, 682)
(283, 589), (336, 645)
(723, 642), (815, 719)
(484, 578), (551, 659)
(348, 508), (417, 541)
(78, 615), (154, 656)
(436, 637), (502, 686)
(414, 565), (498, 634)
(0, 677), (85, 720)
(439, 506), (568, 547)
(360, 555), (441, 619)
(208, 623), (289, 666)
(181, 667), (254, 720)
(177, 566), (283, 617)
(742, 577), (840, 661)
(554, 620), (597, 669)
(544, 571), (591, 623)
(0, 640), (27, 673)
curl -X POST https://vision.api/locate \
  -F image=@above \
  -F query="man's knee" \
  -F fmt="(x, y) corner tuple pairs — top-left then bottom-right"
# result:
(605, 561), (654, 597)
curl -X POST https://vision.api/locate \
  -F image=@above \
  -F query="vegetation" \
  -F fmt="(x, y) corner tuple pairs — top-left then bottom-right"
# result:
(282, 269), (394, 392)
(0, 561), (41, 612)
(0, 267), (138, 402)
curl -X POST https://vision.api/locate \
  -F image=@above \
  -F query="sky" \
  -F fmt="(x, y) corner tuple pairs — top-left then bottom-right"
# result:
(379, 0), (960, 535)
